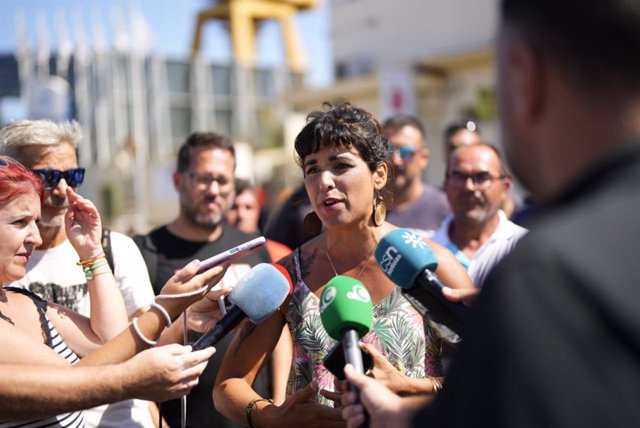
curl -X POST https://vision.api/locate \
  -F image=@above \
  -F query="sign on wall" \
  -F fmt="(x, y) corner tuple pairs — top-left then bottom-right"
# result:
(379, 67), (417, 121)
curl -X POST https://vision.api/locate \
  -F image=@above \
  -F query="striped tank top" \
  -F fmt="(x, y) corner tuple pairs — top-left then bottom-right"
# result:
(0, 288), (85, 428)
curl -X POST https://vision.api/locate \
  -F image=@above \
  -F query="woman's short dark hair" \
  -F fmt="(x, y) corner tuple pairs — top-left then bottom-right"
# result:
(294, 102), (389, 173)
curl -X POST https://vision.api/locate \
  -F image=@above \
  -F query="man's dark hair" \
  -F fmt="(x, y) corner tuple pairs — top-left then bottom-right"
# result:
(176, 131), (235, 172)
(444, 120), (479, 144)
(502, 0), (640, 92)
(234, 177), (253, 195)
(382, 115), (426, 141)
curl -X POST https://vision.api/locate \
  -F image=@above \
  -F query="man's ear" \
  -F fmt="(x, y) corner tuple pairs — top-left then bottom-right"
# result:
(502, 175), (512, 192)
(417, 147), (430, 169)
(172, 171), (182, 191)
(509, 42), (546, 122)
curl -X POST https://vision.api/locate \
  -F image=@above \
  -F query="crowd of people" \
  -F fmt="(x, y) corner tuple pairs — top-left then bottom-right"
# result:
(2, 0), (639, 427)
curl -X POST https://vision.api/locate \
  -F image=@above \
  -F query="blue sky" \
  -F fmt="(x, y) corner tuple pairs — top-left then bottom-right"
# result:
(0, 0), (333, 87)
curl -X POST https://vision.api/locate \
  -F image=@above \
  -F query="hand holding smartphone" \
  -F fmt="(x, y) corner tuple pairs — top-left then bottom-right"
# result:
(196, 236), (266, 274)
(195, 236), (266, 313)
(323, 342), (373, 380)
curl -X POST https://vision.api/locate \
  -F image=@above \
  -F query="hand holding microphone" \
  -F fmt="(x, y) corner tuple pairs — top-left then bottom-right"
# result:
(191, 263), (293, 351)
(320, 275), (373, 427)
(320, 276), (373, 375)
(375, 229), (472, 337)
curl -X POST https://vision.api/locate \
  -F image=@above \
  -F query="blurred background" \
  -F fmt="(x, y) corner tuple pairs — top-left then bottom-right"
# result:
(0, 0), (499, 234)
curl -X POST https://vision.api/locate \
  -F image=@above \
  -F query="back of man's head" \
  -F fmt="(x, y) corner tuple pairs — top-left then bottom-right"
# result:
(444, 120), (481, 158)
(0, 120), (82, 162)
(176, 131), (235, 172)
(502, 0), (640, 94)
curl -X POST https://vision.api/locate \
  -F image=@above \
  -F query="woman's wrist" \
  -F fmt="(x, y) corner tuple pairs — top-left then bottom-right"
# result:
(428, 376), (443, 394)
(85, 262), (111, 280)
(247, 398), (277, 428)
(398, 376), (439, 396)
(153, 297), (189, 323)
(77, 252), (105, 264)
(76, 247), (105, 262)
(78, 253), (111, 280)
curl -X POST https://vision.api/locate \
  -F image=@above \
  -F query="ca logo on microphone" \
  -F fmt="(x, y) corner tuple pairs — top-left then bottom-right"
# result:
(346, 284), (371, 303)
(319, 286), (337, 314)
(379, 246), (401, 274)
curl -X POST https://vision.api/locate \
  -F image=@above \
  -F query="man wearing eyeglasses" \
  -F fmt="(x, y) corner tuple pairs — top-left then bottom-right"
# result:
(0, 119), (157, 428)
(382, 115), (451, 235)
(133, 131), (272, 428)
(431, 142), (527, 287)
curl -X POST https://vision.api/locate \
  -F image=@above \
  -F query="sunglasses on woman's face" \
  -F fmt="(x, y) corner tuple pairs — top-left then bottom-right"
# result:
(32, 168), (86, 189)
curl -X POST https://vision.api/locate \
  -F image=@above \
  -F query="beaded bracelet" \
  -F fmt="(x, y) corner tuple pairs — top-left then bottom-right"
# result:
(245, 398), (273, 428)
(77, 253), (106, 267)
(83, 258), (110, 280)
(132, 317), (157, 346)
(149, 302), (172, 328)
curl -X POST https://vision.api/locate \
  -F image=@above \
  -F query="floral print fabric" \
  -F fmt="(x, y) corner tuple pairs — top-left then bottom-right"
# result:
(283, 248), (443, 405)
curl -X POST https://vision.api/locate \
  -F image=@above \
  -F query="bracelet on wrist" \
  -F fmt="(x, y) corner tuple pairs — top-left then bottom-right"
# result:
(245, 398), (273, 428)
(77, 253), (106, 267)
(430, 376), (443, 393)
(132, 317), (158, 346)
(82, 258), (110, 280)
(149, 302), (173, 328)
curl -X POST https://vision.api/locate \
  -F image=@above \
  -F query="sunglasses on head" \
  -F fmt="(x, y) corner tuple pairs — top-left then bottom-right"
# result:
(32, 168), (86, 189)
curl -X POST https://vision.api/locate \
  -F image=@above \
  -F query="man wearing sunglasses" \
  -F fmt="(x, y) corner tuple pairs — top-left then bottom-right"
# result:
(383, 115), (451, 235)
(0, 119), (157, 428)
(431, 142), (527, 288)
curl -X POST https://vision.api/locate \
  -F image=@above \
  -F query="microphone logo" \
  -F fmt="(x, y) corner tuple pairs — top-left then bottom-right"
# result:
(400, 230), (427, 249)
(319, 286), (337, 314)
(346, 284), (371, 303)
(379, 246), (401, 275)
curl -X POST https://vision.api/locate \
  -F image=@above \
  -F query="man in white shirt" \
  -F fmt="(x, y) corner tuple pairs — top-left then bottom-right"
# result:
(432, 142), (527, 287)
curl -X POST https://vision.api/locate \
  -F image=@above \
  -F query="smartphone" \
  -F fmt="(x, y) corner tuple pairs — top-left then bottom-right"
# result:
(196, 236), (266, 274)
(322, 341), (373, 380)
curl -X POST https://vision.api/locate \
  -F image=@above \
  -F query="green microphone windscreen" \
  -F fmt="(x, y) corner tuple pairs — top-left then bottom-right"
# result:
(319, 275), (373, 340)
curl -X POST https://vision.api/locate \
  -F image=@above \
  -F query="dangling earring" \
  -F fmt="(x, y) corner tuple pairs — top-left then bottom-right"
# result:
(304, 211), (323, 236)
(373, 193), (386, 227)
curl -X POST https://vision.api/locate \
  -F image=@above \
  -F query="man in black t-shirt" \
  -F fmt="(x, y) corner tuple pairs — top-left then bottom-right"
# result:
(135, 132), (271, 428)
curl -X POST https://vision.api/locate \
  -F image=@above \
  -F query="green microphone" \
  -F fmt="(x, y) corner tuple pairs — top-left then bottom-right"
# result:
(319, 275), (373, 374)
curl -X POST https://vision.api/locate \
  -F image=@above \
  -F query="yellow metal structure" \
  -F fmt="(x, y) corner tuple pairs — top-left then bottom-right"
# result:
(192, 0), (317, 71)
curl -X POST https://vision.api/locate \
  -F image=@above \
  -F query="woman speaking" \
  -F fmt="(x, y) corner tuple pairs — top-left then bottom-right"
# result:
(214, 103), (474, 428)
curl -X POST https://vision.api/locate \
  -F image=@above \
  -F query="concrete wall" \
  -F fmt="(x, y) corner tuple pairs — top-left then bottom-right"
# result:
(331, 0), (498, 78)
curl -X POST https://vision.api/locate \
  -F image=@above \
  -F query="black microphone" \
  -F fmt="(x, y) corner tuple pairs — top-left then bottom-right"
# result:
(192, 263), (293, 351)
(375, 229), (472, 337)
